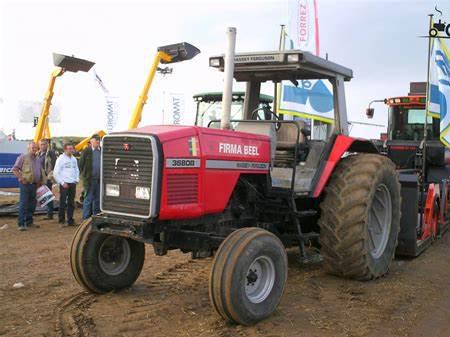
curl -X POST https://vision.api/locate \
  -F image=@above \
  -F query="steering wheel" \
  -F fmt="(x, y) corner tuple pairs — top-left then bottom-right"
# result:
(250, 107), (281, 130)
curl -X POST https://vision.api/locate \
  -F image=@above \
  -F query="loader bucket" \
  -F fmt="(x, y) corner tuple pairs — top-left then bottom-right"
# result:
(157, 42), (200, 64)
(53, 53), (95, 72)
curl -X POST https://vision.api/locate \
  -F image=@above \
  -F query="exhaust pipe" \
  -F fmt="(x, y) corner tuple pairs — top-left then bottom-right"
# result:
(220, 27), (236, 130)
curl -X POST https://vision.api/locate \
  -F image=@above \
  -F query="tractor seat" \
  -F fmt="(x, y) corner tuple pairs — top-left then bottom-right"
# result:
(234, 122), (277, 161)
(276, 121), (306, 149)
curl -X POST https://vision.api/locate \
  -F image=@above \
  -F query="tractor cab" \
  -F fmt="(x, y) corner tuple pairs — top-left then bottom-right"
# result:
(385, 94), (446, 180)
(388, 97), (437, 141)
(209, 49), (368, 195)
(193, 91), (273, 128)
(369, 83), (446, 177)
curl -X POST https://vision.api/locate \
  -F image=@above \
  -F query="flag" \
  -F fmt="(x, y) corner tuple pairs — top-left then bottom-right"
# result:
(287, 0), (319, 54)
(428, 37), (450, 147)
(278, 0), (334, 124)
(93, 70), (119, 133)
(93, 70), (110, 94)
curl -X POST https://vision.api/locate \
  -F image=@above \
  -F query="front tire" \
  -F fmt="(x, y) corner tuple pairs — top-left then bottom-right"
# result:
(319, 154), (401, 280)
(70, 219), (145, 293)
(209, 228), (288, 325)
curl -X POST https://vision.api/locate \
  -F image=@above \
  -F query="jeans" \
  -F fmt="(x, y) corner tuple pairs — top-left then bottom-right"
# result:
(46, 180), (54, 217)
(59, 183), (76, 224)
(82, 178), (100, 219)
(18, 183), (37, 227)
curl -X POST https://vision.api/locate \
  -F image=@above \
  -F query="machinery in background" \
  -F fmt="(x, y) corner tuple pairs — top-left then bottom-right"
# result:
(74, 42), (200, 151)
(194, 91), (273, 128)
(0, 132), (28, 188)
(33, 53), (94, 143)
(367, 82), (449, 256)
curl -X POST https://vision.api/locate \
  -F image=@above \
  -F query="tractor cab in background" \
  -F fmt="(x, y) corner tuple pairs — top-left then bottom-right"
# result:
(367, 82), (449, 256)
(193, 91), (273, 128)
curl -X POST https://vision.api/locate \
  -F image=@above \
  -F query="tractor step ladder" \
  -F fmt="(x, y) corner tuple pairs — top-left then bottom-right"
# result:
(288, 198), (322, 264)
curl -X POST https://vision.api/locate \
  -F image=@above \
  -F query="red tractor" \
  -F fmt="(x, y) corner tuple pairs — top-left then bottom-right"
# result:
(367, 82), (450, 256)
(71, 46), (401, 325)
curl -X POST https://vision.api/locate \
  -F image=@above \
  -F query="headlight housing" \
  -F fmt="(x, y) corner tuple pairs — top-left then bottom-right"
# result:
(287, 53), (299, 63)
(135, 186), (150, 200)
(105, 184), (120, 197)
(209, 57), (222, 67)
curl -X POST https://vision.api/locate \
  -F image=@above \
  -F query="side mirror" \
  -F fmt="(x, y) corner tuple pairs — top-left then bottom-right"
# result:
(366, 107), (374, 119)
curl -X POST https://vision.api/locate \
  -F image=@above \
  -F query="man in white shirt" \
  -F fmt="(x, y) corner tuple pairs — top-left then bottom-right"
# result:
(53, 143), (79, 226)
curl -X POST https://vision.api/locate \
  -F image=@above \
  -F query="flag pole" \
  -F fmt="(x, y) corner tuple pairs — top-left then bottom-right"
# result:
(424, 14), (434, 142)
(274, 24), (286, 118)
(422, 14), (433, 208)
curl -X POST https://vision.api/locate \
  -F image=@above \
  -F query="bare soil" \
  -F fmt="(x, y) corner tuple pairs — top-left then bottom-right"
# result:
(1, 207), (450, 337)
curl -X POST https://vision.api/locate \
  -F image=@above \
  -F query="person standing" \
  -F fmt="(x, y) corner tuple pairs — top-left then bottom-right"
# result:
(79, 134), (101, 219)
(53, 143), (79, 226)
(37, 139), (57, 219)
(12, 142), (45, 231)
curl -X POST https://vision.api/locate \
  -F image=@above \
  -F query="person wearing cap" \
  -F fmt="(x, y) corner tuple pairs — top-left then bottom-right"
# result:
(12, 142), (45, 231)
(79, 134), (101, 219)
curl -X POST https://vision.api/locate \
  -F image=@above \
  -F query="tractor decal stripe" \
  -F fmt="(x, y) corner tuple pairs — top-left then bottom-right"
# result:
(189, 137), (199, 156)
(205, 160), (269, 170)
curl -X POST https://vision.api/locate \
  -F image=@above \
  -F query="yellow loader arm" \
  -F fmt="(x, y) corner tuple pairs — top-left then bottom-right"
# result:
(128, 51), (172, 129)
(128, 42), (200, 129)
(33, 53), (95, 144)
(33, 67), (64, 143)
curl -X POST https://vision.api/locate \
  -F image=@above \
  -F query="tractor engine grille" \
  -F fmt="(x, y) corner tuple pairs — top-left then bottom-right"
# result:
(167, 174), (199, 205)
(101, 135), (155, 217)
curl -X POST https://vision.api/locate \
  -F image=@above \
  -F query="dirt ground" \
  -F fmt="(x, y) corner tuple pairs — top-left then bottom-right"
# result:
(1, 198), (450, 337)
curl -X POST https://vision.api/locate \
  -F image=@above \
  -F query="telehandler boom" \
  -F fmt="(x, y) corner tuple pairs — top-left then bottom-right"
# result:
(33, 53), (94, 143)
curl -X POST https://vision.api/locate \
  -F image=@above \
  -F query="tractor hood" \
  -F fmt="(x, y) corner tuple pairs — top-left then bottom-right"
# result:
(122, 124), (270, 143)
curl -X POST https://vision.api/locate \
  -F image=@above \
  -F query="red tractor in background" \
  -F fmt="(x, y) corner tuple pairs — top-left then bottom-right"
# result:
(367, 82), (450, 256)
(71, 43), (402, 325)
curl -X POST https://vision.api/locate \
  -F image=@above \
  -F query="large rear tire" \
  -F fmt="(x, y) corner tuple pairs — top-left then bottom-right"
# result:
(209, 228), (288, 325)
(70, 218), (145, 293)
(319, 153), (401, 280)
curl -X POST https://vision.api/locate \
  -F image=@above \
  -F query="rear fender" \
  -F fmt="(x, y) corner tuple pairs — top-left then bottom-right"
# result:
(422, 183), (439, 240)
(312, 135), (379, 198)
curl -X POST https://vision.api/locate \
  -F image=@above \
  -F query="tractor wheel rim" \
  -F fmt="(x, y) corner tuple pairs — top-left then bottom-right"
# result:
(368, 183), (392, 259)
(98, 236), (131, 276)
(245, 255), (275, 304)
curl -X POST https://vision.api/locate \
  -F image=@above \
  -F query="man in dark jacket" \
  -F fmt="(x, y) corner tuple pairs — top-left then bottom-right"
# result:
(79, 134), (101, 219)
(38, 139), (57, 219)
(12, 142), (45, 231)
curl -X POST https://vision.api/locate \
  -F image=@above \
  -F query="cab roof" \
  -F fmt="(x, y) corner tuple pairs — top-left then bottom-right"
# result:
(209, 50), (353, 82)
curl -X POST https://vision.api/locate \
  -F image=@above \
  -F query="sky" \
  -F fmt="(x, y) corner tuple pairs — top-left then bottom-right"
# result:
(1, 0), (450, 139)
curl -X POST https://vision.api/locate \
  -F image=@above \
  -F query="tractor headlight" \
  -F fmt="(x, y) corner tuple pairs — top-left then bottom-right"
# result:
(287, 53), (299, 63)
(105, 184), (120, 197)
(209, 57), (221, 67)
(135, 186), (150, 200)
